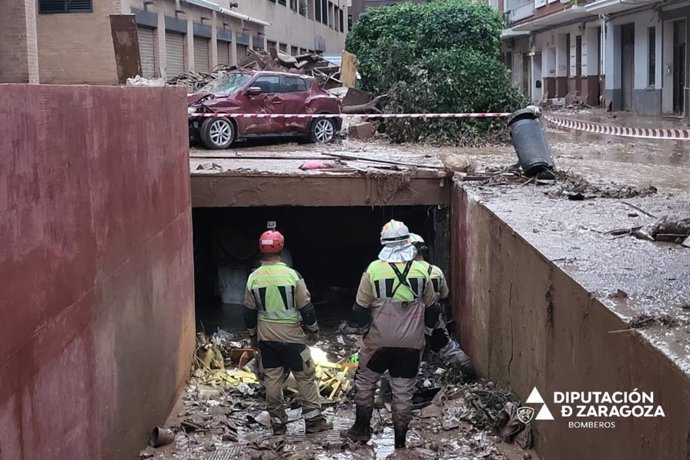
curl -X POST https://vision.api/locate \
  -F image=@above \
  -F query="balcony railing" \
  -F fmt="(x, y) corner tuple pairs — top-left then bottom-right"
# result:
(505, 0), (535, 25)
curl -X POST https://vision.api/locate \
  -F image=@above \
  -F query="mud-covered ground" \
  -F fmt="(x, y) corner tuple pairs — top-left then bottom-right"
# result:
(140, 331), (539, 460)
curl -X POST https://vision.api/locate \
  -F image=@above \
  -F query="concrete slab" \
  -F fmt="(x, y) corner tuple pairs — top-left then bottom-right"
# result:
(189, 140), (450, 207)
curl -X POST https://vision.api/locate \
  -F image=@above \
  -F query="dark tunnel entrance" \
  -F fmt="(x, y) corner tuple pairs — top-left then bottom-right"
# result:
(192, 206), (450, 333)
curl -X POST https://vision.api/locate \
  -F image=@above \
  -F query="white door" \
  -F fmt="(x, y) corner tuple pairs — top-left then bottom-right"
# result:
(194, 37), (210, 72)
(137, 27), (156, 78)
(165, 32), (185, 76)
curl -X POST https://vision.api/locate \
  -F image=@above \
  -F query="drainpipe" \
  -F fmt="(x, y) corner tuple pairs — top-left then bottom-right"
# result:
(599, 14), (608, 105)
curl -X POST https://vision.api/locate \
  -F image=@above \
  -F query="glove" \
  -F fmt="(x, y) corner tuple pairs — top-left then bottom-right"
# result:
(249, 335), (258, 350)
(306, 330), (319, 345)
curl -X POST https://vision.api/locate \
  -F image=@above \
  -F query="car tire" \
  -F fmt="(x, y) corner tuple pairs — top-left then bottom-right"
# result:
(200, 117), (235, 149)
(309, 117), (336, 144)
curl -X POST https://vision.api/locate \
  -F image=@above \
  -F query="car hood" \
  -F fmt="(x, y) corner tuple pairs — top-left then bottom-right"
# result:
(187, 92), (211, 106)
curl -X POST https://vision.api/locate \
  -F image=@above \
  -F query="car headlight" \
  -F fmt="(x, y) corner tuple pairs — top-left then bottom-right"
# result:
(188, 107), (196, 115)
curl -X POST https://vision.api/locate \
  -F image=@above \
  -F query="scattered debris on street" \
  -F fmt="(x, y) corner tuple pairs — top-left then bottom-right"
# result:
(453, 162), (659, 201)
(140, 327), (537, 460)
(606, 215), (690, 245)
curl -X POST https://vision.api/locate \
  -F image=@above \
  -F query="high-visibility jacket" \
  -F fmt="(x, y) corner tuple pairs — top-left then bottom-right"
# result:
(246, 262), (302, 324)
(417, 261), (449, 299)
(365, 260), (431, 301)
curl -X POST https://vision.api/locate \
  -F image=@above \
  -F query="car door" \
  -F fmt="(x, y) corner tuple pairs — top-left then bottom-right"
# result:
(241, 75), (285, 135)
(281, 76), (311, 133)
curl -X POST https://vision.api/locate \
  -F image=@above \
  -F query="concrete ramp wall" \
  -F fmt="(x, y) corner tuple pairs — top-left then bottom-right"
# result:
(451, 180), (690, 460)
(0, 85), (195, 459)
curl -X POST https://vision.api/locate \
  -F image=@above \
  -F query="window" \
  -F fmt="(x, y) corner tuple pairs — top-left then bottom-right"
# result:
(315, 0), (321, 21)
(290, 0), (298, 10)
(253, 76), (281, 93)
(321, 0), (328, 25)
(648, 27), (656, 87)
(339, 9), (344, 32)
(38, 0), (92, 14)
(278, 0), (287, 5)
(282, 77), (309, 92)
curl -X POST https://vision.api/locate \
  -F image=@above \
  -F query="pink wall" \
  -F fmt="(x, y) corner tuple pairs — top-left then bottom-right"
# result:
(0, 85), (195, 459)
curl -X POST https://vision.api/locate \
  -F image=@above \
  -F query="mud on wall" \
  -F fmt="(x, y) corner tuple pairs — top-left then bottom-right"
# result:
(0, 85), (195, 459)
(451, 181), (690, 460)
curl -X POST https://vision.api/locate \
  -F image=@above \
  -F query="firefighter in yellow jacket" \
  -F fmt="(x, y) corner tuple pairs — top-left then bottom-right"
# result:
(343, 220), (439, 449)
(243, 227), (331, 435)
(408, 233), (475, 379)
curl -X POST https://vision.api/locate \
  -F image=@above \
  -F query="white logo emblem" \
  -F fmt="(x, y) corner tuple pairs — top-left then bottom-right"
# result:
(524, 387), (555, 421)
(517, 406), (535, 424)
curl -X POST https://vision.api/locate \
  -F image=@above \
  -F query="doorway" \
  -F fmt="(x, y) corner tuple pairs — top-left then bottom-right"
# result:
(533, 52), (543, 103)
(575, 35), (582, 97)
(673, 20), (686, 115)
(522, 54), (530, 95)
(621, 23), (635, 111)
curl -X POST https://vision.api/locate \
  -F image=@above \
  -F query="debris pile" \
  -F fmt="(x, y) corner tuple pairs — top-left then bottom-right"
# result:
(165, 49), (343, 92)
(193, 329), (358, 404)
(141, 329), (537, 460)
(608, 215), (690, 246)
(628, 313), (681, 329)
(458, 164), (660, 201)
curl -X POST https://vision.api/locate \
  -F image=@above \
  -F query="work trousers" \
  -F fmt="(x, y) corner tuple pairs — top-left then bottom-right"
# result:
(354, 346), (421, 429)
(259, 341), (322, 425)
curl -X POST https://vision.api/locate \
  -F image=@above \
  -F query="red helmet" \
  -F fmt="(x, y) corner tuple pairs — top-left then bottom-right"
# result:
(259, 230), (284, 254)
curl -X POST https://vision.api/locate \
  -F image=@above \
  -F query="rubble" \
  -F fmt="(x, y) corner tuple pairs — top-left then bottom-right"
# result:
(457, 163), (660, 201)
(165, 50), (343, 92)
(605, 215), (690, 245)
(347, 122), (376, 140)
(144, 327), (538, 459)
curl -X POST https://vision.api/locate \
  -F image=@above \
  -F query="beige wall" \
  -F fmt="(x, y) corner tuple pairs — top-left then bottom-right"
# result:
(37, 0), (120, 84)
(0, 0), (39, 83)
(2, 0), (347, 84)
(129, 0), (347, 78)
(233, 0), (347, 53)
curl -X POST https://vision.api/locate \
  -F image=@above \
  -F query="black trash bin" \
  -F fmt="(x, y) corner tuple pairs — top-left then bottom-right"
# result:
(508, 106), (555, 177)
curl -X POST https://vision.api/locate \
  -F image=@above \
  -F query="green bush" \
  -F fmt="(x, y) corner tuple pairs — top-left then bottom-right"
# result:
(346, 0), (527, 144)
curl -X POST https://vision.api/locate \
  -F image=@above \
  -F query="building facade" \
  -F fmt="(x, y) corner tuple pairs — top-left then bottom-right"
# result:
(0, 0), (348, 84)
(498, 0), (690, 117)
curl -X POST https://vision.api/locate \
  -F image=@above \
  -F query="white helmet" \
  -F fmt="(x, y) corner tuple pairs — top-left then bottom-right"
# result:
(380, 219), (410, 245)
(378, 220), (416, 263)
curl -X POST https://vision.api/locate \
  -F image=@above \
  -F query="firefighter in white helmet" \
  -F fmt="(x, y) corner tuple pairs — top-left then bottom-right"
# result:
(408, 233), (475, 379)
(342, 220), (439, 449)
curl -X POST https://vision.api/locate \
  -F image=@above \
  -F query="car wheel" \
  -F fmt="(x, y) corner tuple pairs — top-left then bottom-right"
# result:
(200, 117), (235, 149)
(310, 117), (336, 144)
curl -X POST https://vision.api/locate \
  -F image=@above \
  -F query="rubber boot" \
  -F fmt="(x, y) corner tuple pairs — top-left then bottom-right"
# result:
(394, 424), (408, 449)
(341, 405), (373, 442)
(305, 415), (333, 433)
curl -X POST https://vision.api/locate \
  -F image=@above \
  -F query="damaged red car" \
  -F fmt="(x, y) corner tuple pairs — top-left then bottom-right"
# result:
(188, 70), (342, 149)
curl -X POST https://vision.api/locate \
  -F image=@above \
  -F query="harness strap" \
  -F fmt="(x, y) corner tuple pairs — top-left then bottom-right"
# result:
(389, 261), (418, 299)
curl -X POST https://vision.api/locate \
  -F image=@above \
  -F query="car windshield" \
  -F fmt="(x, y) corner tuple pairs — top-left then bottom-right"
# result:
(203, 72), (250, 95)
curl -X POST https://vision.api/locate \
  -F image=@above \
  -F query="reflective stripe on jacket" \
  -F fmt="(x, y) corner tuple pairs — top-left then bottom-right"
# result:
(365, 260), (430, 301)
(246, 262), (301, 324)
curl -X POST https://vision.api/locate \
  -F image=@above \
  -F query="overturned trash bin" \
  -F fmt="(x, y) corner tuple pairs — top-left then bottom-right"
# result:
(508, 106), (555, 177)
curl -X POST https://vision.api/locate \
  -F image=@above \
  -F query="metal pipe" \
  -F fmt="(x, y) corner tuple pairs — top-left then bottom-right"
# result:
(182, 0), (271, 26)
(218, 7), (272, 26)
